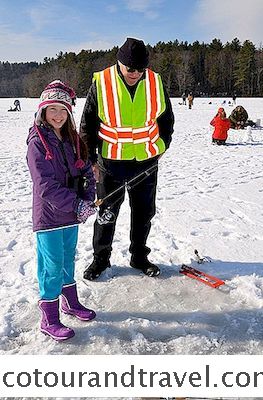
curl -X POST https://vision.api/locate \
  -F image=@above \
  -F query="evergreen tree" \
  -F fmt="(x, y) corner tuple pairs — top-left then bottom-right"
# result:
(234, 40), (256, 95)
(0, 38), (262, 97)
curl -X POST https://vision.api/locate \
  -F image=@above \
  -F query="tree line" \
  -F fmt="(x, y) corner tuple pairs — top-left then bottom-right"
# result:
(1, 38), (263, 98)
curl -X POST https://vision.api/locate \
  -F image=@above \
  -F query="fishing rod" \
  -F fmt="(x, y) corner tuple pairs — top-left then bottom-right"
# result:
(94, 163), (158, 207)
(93, 163), (158, 225)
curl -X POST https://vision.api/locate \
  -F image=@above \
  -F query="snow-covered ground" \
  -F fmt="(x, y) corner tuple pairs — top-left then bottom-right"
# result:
(0, 96), (263, 368)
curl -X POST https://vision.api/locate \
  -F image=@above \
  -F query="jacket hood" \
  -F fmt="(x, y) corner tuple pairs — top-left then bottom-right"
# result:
(26, 123), (85, 168)
(26, 125), (38, 145)
(26, 124), (61, 162)
(26, 124), (59, 146)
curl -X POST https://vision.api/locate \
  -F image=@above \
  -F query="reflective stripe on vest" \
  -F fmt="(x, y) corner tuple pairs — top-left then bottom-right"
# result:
(95, 65), (166, 161)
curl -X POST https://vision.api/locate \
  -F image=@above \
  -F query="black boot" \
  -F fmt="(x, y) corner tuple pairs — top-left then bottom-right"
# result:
(130, 257), (160, 277)
(83, 258), (111, 281)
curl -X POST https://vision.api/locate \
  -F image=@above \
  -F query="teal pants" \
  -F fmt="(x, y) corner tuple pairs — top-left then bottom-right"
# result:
(36, 226), (78, 300)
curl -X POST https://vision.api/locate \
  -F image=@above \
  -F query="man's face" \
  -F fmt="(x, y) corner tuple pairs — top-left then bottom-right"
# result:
(118, 62), (145, 86)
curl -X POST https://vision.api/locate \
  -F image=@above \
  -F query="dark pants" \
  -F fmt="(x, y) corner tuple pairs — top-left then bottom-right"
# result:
(212, 138), (226, 145)
(93, 156), (158, 263)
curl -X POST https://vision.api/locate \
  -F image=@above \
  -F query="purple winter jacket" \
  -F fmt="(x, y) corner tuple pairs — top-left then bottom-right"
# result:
(26, 125), (96, 232)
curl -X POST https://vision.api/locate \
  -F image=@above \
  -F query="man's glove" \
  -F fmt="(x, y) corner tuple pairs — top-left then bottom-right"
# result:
(76, 199), (96, 223)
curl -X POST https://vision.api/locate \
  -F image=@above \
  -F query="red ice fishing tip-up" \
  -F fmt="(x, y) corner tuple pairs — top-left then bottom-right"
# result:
(179, 264), (225, 288)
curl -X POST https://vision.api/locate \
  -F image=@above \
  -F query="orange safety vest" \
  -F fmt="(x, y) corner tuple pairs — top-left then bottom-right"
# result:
(94, 65), (166, 161)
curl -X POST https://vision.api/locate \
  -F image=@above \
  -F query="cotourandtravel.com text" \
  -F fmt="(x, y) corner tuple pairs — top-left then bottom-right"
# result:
(2, 364), (263, 390)
(1, 355), (263, 397)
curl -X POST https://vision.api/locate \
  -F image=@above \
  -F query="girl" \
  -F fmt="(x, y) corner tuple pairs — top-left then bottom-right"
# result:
(27, 80), (96, 341)
(210, 107), (231, 145)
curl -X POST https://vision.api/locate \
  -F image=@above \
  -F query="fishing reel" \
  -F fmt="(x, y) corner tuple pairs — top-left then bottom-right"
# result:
(97, 207), (116, 225)
(93, 164), (158, 226)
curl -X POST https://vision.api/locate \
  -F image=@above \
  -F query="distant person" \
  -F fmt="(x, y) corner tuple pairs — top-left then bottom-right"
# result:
(14, 99), (21, 111)
(232, 94), (237, 105)
(182, 92), (186, 105)
(187, 92), (194, 109)
(26, 80), (96, 341)
(229, 105), (248, 129)
(210, 107), (231, 145)
(8, 100), (20, 112)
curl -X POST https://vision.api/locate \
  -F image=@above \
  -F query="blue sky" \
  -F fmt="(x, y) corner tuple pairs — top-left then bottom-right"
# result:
(0, 0), (262, 62)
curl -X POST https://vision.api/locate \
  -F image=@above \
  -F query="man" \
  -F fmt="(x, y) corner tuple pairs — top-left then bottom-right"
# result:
(229, 105), (248, 129)
(80, 37), (174, 281)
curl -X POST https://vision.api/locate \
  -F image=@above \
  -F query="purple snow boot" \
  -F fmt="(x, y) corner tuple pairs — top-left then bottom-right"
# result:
(39, 299), (75, 341)
(61, 283), (96, 321)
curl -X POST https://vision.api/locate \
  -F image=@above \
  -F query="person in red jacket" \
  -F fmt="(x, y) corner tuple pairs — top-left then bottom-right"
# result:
(210, 107), (231, 145)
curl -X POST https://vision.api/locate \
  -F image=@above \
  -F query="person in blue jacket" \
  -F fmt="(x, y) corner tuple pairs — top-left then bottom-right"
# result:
(26, 80), (97, 341)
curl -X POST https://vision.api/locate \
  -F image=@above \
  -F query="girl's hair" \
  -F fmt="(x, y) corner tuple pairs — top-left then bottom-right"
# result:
(41, 108), (88, 161)
(219, 110), (226, 118)
(217, 108), (226, 119)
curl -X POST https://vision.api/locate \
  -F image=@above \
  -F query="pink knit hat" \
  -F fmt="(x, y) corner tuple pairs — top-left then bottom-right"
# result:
(34, 80), (85, 168)
(35, 80), (76, 128)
